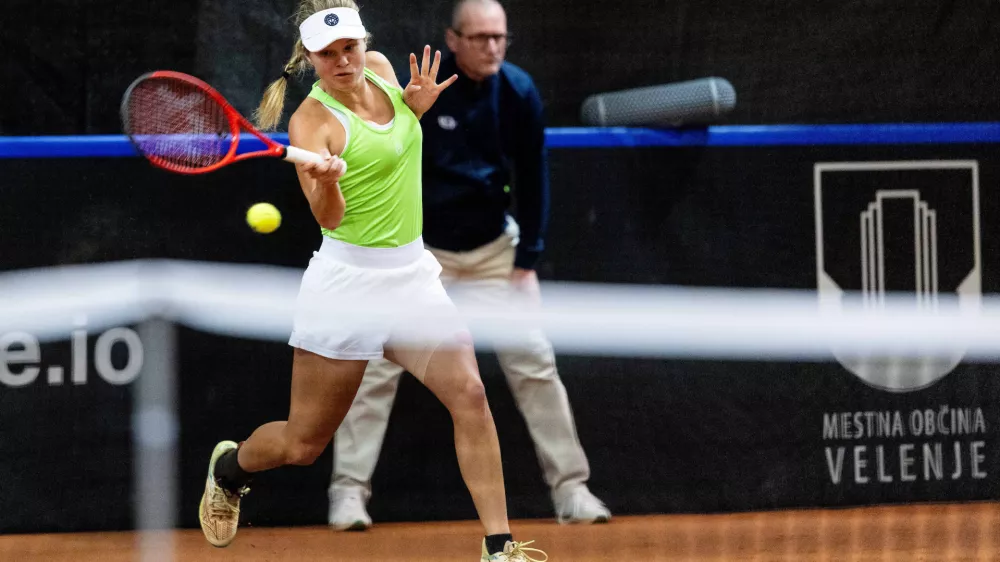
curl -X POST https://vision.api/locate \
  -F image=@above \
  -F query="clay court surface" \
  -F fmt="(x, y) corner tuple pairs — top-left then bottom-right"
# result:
(3, 503), (999, 561)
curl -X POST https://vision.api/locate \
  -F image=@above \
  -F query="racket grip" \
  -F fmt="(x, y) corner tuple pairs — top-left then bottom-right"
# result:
(283, 145), (327, 165)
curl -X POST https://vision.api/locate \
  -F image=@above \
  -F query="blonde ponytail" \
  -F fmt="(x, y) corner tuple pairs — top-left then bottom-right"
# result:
(254, 40), (310, 130)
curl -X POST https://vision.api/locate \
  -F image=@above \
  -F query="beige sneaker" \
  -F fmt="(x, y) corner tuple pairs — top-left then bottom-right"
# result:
(198, 440), (247, 547)
(481, 539), (548, 561)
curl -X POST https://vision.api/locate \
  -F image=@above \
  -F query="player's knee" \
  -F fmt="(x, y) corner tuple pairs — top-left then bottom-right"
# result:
(284, 439), (325, 466)
(453, 376), (488, 414)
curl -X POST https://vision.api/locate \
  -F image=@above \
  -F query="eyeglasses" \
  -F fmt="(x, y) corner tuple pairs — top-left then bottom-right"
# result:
(451, 29), (512, 49)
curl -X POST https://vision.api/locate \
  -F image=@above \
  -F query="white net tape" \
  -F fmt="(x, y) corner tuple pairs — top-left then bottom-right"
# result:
(3, 259), (1000, 360)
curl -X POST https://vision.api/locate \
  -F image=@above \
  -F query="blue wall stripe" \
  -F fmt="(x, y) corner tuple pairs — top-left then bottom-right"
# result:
(3, 123), (1000, 158)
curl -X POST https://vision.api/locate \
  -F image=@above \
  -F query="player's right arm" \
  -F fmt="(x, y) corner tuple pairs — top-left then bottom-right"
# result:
(289, 101), (348, 230)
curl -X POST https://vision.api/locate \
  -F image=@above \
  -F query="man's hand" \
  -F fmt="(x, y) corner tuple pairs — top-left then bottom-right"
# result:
(510, 267), (541, 306)
(403, 45), (458, 119)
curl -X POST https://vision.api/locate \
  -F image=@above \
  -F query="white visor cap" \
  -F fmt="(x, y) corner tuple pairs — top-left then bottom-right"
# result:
(300, 8), (367, 52)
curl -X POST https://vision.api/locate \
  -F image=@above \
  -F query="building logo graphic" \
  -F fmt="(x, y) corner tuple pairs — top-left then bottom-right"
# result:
(814, 161), (981, 391)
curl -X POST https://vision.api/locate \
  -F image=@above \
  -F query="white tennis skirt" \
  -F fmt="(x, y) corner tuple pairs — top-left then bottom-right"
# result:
(288, 235), (466, 360)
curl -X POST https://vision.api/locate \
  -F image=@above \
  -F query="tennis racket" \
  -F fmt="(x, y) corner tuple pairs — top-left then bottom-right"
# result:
(121, 70), (328, 174)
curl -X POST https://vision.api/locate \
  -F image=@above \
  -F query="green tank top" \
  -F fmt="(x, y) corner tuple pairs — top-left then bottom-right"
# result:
(308, 67), (423, 248)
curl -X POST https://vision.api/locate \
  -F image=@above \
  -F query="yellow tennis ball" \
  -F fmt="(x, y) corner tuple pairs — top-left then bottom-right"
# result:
(246, 202), (282, 234)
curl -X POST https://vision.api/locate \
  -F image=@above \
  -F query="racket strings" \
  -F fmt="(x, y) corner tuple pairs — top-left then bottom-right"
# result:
(124, 78), (233, 170)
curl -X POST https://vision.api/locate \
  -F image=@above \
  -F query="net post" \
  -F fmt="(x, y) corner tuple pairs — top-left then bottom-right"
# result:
(133, 318), (179, 562)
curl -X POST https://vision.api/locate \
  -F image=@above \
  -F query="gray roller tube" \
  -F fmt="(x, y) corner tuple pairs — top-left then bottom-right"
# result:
(581, 77), (737, 127)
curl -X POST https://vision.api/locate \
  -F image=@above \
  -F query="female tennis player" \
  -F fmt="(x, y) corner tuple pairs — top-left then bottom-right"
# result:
(197, 2), (545, 561)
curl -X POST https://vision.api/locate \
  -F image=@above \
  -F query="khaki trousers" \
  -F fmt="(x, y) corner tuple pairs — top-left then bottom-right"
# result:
(331, 231), (592, 505)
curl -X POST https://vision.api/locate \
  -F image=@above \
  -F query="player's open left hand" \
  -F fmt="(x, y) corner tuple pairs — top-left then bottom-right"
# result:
(403, 45), (458, 118)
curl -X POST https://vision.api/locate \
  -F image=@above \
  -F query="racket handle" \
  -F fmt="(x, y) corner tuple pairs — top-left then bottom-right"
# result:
(282, 145), (348, 175)
(283, 145), (327, 165)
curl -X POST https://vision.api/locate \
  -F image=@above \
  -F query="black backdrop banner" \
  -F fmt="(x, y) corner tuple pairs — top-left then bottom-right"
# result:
(3, 0), (1000, 133)
(1, 133), (998, 533)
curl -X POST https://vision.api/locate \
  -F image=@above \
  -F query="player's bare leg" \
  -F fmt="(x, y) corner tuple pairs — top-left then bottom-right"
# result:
(200, 350), (366, 547)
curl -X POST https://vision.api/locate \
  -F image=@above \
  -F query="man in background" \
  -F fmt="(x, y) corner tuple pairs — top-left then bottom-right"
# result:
(328, 0), (611, 529)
